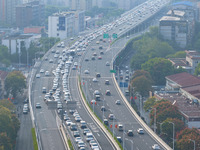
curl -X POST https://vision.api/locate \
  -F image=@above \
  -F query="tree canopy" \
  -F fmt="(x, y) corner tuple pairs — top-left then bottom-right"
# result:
(194, 63), (200, 76)
(5, 71), (26, 98)
(144, 97), (156, 112)
(0, 45), (11, 66)
(150, 100), (182, 125)
(176, 128), (200, 150)
(0, 105), (20, 150)
(130, 27), (175, 70)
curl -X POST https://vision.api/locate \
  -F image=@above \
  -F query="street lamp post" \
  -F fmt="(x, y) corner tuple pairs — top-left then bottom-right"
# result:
(159, 122), (165, 136)
(168, 121), (175, 150)
(189, 139), (195, 150)
(152, 107), (156, 133)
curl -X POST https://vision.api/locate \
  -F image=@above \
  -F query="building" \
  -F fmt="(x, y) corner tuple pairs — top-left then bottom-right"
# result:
(2, 34), (36, 54)
(16, 1), (45, 28)
(48, 11), (85, 39)
(153, 72), (200, 128)
(24, 26), (45, 34)
(168, 50), (200, 74)
(48, 12), (75, 40)
(66, 0), (92, 11)
(159, 15), (188, 48)
(0, 0), (21, 26)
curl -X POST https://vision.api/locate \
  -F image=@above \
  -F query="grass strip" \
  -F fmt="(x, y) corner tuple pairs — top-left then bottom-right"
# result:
(67, 139), (74, 150)
(31, 128), (38, 150)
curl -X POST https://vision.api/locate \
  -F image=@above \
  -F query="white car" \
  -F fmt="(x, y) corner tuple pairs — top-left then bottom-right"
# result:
(84, 70), (89, 74)
(36, 74), (40, 78)
(45, 71), (50, 76)
(92, 78), (98, 82)
(152, 144), (160, 150)
(137, 128), (144, 134)
(40, 69), (44, 73)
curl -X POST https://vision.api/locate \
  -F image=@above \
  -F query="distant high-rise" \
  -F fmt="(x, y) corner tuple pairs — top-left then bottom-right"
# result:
(0, 0), (21, 26)
(16, 1), (45, 28)
(66, 0), (92, 11)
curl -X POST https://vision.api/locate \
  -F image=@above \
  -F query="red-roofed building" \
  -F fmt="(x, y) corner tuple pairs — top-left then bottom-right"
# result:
(24, 26), (45, 34)
(166, 72), (200, 91)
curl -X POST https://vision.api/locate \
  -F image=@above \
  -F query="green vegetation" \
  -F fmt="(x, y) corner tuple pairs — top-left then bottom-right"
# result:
(194, 63), (200, 76)
(144, 97), (156, 112)
(5, 71), (26, 99)
(176, 128), (200, 150)
(67, 139), (74, 150)
(31, 128), (38, 150)
(0, 102), (20, 150)
(0, 45), (11, 67)
(167, 51), (186, 58)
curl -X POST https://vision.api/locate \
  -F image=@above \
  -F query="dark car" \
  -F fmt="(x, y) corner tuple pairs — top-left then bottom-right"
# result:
(103, 119), (109, 125)
(106, 90), (111, 96)
(96, 73), (101, 78)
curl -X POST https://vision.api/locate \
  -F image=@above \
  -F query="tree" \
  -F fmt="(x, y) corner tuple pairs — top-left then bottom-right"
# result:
(5, 71), (26, 98)
(0, 106), (19, 149)
(194, 63), (200, 76)
(130, 70), (153, 82)
(0, 99), (15, 112)
(167, 51), (186, 58)
(0, 132), (12, 150)
(160, 118), (185, 144)
(150, 100), (182, 126)
(0, 45), (11, 66)
(176, 128), (200, 150)
(144, 97), (156, 112)
(141, 58), (175, 85)
(130, 53), (148, 70)
(130, 75), (153, 97)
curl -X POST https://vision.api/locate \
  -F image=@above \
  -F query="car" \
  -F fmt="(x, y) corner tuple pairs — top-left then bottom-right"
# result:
(23, 98), (29, 103)
(70, 37), (74, 40)
(96, 41), (100, 44)
(91, 143), (99, 149)
(117, 136), (122, 143)
(99, 46), (103, 49)
(106, 61), (110, 66)
(40, 69), (44, 73)
(92, 78), (98, 82)
(78, 141), (85, 149)
(49, 59), (53, 63)
(93, 52), (97, 56)
(35, 103), (41, 108)
(36, 74), (40, 78)
(96, 73), (101, 78)
(115, 100), (121, 105)
(73, 131), (80, 137)
(101, 106), (106, 111)
(137, 128), (144, 134)
(70, 123), (77, 131)
(45, 71), (50, 76)
(108, 114), (115, 120)
(84, 70), (89, 74)
(75, 116), (82, 122)
(66, 120), (72, 126)
(127, 130), (134, 136)
(83, 128), (90, 135)
(98, 56), (102, 60)
(42, 87), (46, 93)
(105, 90), (111, 96)
(105, 80), (109, 85)
(69, 109), (75, 115)
(152, 144), (160, 150)
(93, 90), (100, 95)
(91, 48), (95, 51)
(100, 51), (104, 54)
(75, 137), (82, 143)
(103, 119), (109, 125)
(118, 124), (123, 131)
(95, 95), (100, 101)
(85, 58), (89, 61)
(91, 56), (95, 60)
(89, 140), (97, 147)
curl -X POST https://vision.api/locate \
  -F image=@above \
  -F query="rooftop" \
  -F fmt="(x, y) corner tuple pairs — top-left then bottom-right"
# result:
(168, 58), (188, 67)
(182, 85), (200, 99)
(160, 16), (181, 21)
(154, 92), (200, 119)
(4, 34), (33, 40)
(167, 10), (185, 17)
(166, 72), (200, 88)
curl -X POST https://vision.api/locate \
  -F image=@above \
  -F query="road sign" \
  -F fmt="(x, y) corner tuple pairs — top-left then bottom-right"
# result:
(103, 33), (109, 39)
(120, 82), (128, 87)
(112, 33), (118, 39)
(110, 70), (116, 73)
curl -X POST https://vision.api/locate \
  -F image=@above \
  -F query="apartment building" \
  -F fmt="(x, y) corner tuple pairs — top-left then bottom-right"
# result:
(0, 0), (21, 26)
(16, 1), (45, 28)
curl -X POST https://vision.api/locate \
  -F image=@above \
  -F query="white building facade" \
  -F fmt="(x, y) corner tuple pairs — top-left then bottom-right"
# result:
(48, 12), (75, 40)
